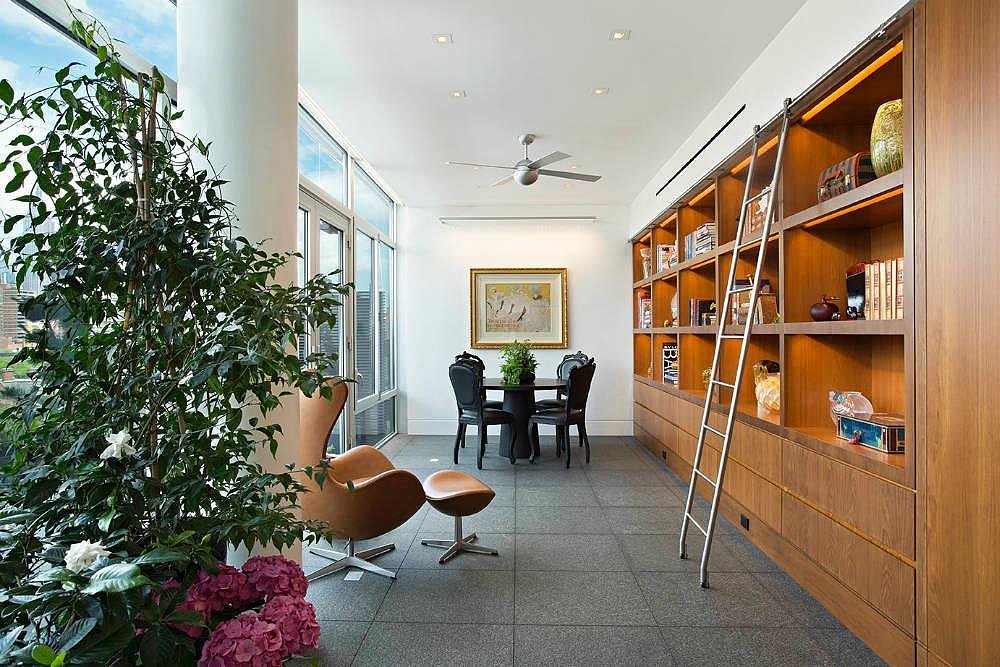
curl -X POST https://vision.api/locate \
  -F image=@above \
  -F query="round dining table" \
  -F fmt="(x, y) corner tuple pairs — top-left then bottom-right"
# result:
(482, 377), (566, 462)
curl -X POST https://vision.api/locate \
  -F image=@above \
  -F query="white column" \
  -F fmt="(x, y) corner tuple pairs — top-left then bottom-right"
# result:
(177, 0), (302, 562)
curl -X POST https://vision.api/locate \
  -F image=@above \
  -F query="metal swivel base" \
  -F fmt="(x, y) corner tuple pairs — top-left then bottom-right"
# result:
(421, 516), (498, 564)
(307, 540), (396, 582)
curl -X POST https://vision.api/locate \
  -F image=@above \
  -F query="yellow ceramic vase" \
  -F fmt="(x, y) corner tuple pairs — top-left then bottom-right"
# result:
(871, 99), (904, 177)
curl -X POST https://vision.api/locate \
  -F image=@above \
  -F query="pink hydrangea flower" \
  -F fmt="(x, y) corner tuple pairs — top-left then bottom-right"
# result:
(198, 613), (285, 667)
(259, 595), (320, 655)
(172, 566), (256, 638)
(241, 556), (308, 602)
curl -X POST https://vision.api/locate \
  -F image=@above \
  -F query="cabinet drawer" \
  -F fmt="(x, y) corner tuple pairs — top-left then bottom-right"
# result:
(782, 442), (915, 558)
(782, 493), (915, 633)
(700, 443), (782, 529)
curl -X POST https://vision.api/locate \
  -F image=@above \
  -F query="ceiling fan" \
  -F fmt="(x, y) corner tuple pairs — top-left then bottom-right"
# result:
(447, 133), (602, 187)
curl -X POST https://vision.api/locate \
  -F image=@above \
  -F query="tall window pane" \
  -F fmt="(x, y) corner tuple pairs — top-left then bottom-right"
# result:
(354, 230), (375, 399)
(296, 207), (309, 360)
(0, 5), (97, 400)
(318, 219), (344, 376)
(353, 165), (393, 237)
(297, 108), (347, 204)
(354, 397), (395, 448)
(378, 242), (394, 391)
(83, 0), (177, 80)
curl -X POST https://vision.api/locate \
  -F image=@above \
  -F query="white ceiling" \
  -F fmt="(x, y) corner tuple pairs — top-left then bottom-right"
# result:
(298, 1), (806, 208)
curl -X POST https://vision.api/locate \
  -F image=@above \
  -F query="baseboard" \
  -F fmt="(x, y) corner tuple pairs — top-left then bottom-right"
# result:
(407, 419), (633, 437)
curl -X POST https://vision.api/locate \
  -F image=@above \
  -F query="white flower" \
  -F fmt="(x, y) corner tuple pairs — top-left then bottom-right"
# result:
(99, 430), (135, 460)
(64, 539), (111, 573)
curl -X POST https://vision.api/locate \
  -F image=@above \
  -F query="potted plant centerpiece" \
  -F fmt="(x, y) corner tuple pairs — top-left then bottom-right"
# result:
(0, 13), (348, 666)
(499, 340), (538, 385)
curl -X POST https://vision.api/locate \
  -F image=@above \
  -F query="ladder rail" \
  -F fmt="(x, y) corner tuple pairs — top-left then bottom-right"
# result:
(677, 127), (759, 562)
(679, 99), (792, 589)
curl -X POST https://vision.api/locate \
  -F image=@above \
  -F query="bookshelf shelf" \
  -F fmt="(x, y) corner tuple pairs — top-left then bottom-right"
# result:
(782, 170), (904, 232)
(782, 320), (905, 335)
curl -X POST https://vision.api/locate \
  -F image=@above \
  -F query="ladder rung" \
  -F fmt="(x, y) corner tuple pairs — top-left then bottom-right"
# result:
(703, 424), (727, 439)
(742, 187), (771, 207)
(720, 334), (743, 340)
(711, 379), (736, 390)
(728, 284), (753, 294)
(694, 469), (718, 488)
(685, 513), (709, 537)
(736, 239), (764, 251)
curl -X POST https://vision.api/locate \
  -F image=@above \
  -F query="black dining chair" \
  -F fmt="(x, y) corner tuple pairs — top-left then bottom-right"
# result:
(529, 359), (596, 468)
(449, 361), (518, 469)
(533, 351), (590, 450)
(455, 351), (503, 410)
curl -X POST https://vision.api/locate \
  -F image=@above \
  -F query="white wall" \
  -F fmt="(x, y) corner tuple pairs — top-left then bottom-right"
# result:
(399, 205), (633, 436)
(628, 0), (911, 236)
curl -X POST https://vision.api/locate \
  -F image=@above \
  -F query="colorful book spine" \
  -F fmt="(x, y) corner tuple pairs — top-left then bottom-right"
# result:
(896, 257), (904, 319)
(864, 264), (872, 320)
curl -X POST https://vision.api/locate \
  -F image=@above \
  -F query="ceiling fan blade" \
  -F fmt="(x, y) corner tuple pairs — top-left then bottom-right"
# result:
(447, 161), (513, 170)
(491, 174), (514, 187)
(538, 169), (601, 182)
(527, 151), (570, 169)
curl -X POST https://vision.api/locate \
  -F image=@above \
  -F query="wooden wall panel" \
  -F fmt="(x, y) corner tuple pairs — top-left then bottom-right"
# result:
(923, 0), (1000, 662)
(783, 494), (915, 632)
(783, 442), (915, 558)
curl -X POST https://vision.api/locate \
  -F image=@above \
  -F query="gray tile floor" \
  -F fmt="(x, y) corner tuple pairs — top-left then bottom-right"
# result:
(302, 434), (884, 666)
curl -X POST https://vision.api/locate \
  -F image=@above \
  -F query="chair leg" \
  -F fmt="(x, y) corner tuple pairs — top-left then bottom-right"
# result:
(565, 425), (572, 469)
(508, 428), (517, 465)
(454, 424), (465, 465)
(579, 422), (591, 464)
(307, 542), (397, 582)
(478, 424), (486, 470)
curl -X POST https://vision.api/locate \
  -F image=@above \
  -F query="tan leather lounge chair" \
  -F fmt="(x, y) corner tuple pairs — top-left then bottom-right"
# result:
(300, 378), (424, 581)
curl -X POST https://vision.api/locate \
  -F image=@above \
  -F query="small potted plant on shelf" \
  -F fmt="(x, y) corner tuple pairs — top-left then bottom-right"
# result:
(499, 340), (538, 385)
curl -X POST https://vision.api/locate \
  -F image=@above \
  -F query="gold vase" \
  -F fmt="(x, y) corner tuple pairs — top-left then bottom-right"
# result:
(870, 99), (904, 177)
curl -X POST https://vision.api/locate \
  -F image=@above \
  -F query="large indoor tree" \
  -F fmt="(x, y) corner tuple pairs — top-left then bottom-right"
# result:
(0, 14), (347, 665)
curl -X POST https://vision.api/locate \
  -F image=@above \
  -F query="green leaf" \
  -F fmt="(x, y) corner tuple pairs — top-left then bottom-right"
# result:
(5, 170), (28, 193)
(139, 625), (176, 667)
(56, 617), (96, 652)
(0, 79), (12, 105)
(132, 547), (187, 565)
(81, 563), (151, 594)
(30, 644), (56, 665)
(49, 653), (65, 667)
(34, 567), (75, 583)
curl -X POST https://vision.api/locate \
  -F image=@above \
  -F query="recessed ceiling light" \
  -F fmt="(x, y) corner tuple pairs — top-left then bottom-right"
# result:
(569, 165), (578, 170)
(609, 30), (631, 41)
(592, 87), (610, 96)
(450, 90), (467, 98)
(432, 34), (452, 44)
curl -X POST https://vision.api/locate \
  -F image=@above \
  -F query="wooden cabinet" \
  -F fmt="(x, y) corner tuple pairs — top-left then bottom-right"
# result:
(921, 0), (1000, 663)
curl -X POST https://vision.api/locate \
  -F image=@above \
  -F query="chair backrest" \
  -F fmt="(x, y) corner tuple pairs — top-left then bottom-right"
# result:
(449, 361), (484, 417)
(565, 360), (597, 414)
(556, 350), (590, 381)
(455, 351), (486, 373)
(299, 377), (350, 465)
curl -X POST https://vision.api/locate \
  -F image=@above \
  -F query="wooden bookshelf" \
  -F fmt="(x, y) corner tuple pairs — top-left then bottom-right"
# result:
(630, 30), (917, 665)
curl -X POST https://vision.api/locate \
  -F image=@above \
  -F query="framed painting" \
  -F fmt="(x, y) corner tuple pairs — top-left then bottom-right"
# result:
(470, 268), (568, 349)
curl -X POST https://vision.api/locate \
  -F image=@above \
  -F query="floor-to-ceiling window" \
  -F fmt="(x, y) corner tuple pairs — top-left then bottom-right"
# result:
(351, 162), (396, 447)
(296, 105), (398, 451)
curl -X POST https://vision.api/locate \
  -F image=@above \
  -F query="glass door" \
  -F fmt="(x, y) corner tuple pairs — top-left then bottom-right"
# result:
(298, 187), (352, 455)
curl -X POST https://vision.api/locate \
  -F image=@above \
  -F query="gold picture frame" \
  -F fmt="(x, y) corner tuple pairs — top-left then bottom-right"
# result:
(470, 268), (568, 349)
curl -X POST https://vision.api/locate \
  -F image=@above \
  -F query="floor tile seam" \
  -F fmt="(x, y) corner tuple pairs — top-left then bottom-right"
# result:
(345, 620), (374, 667)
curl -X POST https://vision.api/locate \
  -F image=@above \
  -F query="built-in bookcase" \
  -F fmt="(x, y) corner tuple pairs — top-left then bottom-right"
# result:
(631, 37), (910, 483)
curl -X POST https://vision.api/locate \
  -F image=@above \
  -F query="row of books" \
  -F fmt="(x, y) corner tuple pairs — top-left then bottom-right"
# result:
(846, 259), (903, 320)
(655, 243), (678, 272)
(636, 288), (652, 329)
(690, 298), (716, 327)
(662, 343), (678, 385)
(683, 222), (716, 260)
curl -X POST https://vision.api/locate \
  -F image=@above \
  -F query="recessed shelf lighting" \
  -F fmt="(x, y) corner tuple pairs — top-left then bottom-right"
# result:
(450, 90), (467, 98)
(592, 87), (610, 96)
(432, 33), (452, 44)
(609, 30), (631, 41)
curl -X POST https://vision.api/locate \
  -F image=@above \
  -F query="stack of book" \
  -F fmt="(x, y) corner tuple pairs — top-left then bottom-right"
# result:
(847, 259), (904, 320)
(689, 298), (716, 327)
(655, 243), (678, 272)
(683, 222), (716, 260)
(662, 343), (679, 385)
(637, 288), (652, 328)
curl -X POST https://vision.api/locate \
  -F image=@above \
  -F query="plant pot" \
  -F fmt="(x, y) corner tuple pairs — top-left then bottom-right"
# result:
(871, 99), (903, 177)
(519, 370), (536, 384)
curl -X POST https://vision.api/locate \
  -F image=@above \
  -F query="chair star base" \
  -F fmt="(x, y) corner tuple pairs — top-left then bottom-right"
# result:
(307, 541), (396, 581)
(420, 516), (499, 563)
